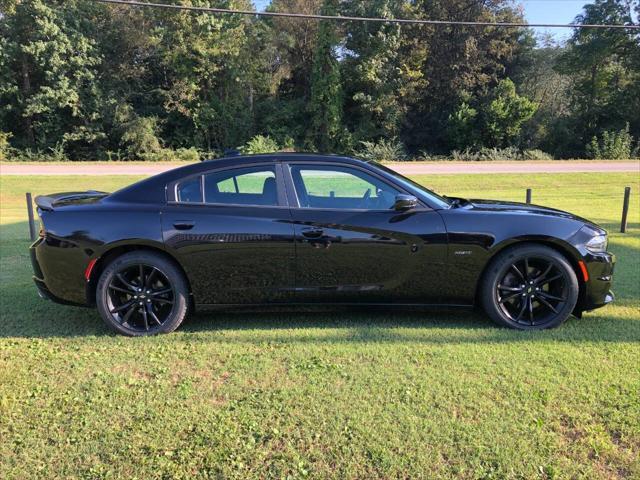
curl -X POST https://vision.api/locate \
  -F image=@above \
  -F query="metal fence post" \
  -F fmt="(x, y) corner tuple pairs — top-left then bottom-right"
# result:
(620, 186), (631, 233)
(26, 192), (36, 241)
(525, 188), (532, 204)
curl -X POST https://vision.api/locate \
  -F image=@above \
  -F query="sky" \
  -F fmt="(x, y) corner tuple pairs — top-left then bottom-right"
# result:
(251, 0), (597, 43)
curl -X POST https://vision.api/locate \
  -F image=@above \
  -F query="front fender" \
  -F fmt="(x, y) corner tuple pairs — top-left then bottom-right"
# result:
(440, 208), (585, 304)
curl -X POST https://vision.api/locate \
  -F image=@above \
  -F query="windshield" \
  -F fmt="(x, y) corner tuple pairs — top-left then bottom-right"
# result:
(371, 163), (451, 209)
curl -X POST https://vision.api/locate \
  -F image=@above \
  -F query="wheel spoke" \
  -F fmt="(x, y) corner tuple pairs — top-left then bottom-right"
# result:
(141, 306), (149, 331)
(121, 304), (136, 325)
(138, 264), (145, 287)
(151, 288), (172, 297)
(145, 267), (157, 288)
(536, 294), (558, 313)
(538, 291), (566, 302)
(152, 297), (174, 305)
(498, 284), (521, 292)
(109, 284), (131, 294)
(110, 300), (134, 314)
(515, 298), (528, 321)
(524, 257), (530, 279)
(537, 273), (563, 286)
(511, 263), (526, 282)
(527, 297), (534, 325)
(147, 304), (162, 325)
(499, 292), (522, 304)
(115, 273), (137, 291)
(534, 263), (553, 283)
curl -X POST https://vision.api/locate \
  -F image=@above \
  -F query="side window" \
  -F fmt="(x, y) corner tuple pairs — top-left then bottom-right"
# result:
(204, 166), (278, 206)
(176, 176), (203, 203)
(291, 165), (401, 210)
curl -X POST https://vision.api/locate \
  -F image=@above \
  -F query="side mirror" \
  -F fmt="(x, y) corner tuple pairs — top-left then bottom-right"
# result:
(393, 194), (418, 211)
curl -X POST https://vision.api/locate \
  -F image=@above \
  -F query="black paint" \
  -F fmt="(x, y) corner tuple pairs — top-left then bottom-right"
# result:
(29, 153), (616, 317)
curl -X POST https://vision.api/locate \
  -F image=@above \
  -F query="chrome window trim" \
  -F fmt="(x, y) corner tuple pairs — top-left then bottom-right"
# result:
(168, 162), (287, 208)
(283, 161), (429, 211)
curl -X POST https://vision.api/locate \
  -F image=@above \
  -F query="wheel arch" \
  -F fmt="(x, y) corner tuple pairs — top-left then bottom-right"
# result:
(86, 243), (193, 308)
(474, 237), (587, 311)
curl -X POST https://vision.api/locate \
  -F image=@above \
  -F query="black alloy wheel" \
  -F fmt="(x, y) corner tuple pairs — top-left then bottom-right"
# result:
(96, 251), (189, 336)
(481, 244), (579, 330)
(107, 263), (174, 331)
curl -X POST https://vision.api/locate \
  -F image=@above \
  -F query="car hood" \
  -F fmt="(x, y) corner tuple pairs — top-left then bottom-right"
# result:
(463, 198), (595, 226)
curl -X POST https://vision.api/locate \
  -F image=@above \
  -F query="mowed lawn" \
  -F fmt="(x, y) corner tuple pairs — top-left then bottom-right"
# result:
(0, 172), (639, 479)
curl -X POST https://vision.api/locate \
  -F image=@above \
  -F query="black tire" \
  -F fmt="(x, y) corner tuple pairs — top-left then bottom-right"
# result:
(96, 251), (189, 336)
(480, 244), (579, 330)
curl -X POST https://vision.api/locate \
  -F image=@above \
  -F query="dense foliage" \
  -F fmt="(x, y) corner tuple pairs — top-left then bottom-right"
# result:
(0, 0), (638, 160)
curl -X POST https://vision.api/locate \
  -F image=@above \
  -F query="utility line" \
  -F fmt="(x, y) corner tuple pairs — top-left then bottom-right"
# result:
(92, 0), (640, 30)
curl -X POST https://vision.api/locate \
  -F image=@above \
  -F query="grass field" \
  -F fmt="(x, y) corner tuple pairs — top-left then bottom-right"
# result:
(1, 173), (639, 479)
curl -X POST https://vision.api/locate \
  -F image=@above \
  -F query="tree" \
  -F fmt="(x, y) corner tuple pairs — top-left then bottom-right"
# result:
(483, 78), (537, 148)
(557, 0), (640, 156)
(307, 0), (343, 152)
(341, 0), (406, 141)
(400, 0), (528, 152)
(0, 0), (104, 158)
(447, 101), (479, 150)
(0, 0), (636, 160)
(153, 0), (259, 153)
(256, 0), (324, 148)
(509, 36), (572, 153)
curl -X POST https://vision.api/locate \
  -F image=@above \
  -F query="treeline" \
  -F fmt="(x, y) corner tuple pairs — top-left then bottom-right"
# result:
(1, 0), (639, 161)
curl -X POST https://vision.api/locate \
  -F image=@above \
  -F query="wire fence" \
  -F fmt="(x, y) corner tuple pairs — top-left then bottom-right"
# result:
(92, 0), (640, 30)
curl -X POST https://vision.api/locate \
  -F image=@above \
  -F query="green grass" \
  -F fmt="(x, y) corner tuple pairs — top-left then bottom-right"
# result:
(1, 173), (639, 479)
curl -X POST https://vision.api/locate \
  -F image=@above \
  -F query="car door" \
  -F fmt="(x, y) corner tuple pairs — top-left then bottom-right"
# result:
(161, 163), (295, 305)
(284, 162), (447, 304)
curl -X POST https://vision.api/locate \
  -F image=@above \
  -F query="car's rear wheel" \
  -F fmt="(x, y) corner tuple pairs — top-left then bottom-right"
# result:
(480, 244), (579, 330)
(96, 251), (189, 336)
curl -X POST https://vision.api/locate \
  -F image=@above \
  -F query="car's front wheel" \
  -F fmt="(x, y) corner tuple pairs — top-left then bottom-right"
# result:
(480, 244), (579, 330)
(96, 251), (189, 336)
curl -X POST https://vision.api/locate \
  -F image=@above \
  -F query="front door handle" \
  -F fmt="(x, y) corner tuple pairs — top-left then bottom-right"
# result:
(301, 227), (324, 239)
(173, 220), (195, 230)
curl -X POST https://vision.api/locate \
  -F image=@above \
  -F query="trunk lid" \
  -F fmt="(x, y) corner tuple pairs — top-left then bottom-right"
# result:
(35, 191), (109, 211)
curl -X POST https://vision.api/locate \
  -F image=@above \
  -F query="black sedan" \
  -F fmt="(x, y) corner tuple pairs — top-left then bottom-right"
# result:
(30, 154), (615, 336)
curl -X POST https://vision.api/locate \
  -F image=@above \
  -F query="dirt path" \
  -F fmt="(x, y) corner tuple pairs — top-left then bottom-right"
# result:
(1, 160), (638, 176)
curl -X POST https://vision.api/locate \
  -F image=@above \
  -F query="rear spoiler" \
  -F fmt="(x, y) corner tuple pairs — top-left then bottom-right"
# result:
(34, 191), (108, 211)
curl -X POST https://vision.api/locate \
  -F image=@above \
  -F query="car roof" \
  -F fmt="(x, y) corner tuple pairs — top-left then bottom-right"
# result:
(203, 152), (364, 164)
(107, 153), (371, 204)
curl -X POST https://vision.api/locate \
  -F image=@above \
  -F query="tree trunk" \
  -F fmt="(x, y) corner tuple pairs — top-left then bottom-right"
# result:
(21, 57), (36, 147)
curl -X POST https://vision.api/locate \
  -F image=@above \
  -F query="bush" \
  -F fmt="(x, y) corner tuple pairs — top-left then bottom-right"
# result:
(120, 116), (164, 159)
(450, 147), (553, 161)
(239, 135), (281, 155)
(0, 132), (13, 161)
(414, 150), (448, 161)
(521, 149), (554, 160)
(358, 138), (406, 162)
(4, 143), (71, 162)
(173, 147), (200, 162)
(141, 147), (200, 162)
(450, 149), (480, 161)
(586, 124), (634, 159)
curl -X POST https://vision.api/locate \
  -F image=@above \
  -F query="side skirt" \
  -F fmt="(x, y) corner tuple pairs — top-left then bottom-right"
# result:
(194, 302), (473, 311)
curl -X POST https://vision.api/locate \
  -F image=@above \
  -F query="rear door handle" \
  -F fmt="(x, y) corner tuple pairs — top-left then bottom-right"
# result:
(173, 220), (195, 230)
(301, 227), (324, 239)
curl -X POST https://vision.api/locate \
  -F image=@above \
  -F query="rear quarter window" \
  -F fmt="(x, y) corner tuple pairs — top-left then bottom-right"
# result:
(176, 176), (203, 203)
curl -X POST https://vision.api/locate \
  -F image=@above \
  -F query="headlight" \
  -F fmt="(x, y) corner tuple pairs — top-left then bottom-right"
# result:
(585, 234), (608, 253)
